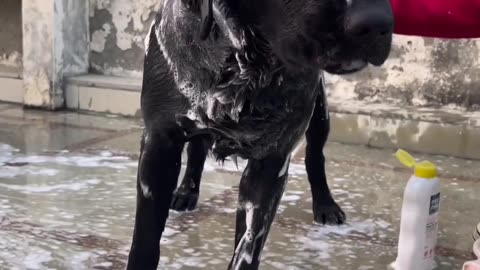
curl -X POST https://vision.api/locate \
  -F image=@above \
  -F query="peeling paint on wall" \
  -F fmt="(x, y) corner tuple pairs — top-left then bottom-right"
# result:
(91, 24), (112, 52)
(89, 0), (161, 77)
(326, 36), (480, 111)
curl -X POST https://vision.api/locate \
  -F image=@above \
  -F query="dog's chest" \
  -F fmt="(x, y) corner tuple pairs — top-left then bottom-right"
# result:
(188, 73), (321, 160)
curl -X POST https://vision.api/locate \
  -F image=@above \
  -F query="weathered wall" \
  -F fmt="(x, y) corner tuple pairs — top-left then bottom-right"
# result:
(0, 0), (23, 74)
(89, 0), (161, 78)
(326, 36), (480, 111)
(61, 0), (90, 76)
(22, 0), (89, 109)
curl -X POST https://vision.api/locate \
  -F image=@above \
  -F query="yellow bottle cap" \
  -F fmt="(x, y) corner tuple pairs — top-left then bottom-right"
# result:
(396, 149), (437, 179)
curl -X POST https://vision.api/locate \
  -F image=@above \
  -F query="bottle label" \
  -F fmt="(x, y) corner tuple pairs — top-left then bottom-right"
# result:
(429, 193), (440, 215)
(424, 193), (441, 261)
(424, 219), (438, 260)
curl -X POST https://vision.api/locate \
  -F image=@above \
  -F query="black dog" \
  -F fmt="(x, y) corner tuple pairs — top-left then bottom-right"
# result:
(127, 0), (393, 269)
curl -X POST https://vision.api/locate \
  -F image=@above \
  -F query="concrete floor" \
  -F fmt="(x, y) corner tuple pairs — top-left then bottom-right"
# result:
(0, 102), (478, 270)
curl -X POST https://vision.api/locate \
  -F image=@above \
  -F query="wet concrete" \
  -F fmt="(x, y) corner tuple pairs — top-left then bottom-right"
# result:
(0, 103), (478, 269)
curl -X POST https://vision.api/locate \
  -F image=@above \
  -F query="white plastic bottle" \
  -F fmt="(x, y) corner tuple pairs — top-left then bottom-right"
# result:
(390, 149), (440, 270)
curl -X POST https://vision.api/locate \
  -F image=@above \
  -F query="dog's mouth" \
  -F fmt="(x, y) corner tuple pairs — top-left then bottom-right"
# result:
(322, 59), (368, 75)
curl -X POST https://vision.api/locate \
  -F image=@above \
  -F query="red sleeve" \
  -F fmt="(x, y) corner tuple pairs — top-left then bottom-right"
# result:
(391, 0), (480, 38)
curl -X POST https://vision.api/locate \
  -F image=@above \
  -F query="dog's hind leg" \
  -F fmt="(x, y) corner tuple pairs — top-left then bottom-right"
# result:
(305, 85), (346, 225)
(228, 153), (290, 270)
(171, 136), (212, 211)
(127, 122), (185, 270)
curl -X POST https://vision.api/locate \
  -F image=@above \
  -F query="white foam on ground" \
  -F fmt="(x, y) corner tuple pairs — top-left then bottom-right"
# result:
(11, 155), (133, 169)
(0, 144), (18, 164)
(0, 143), (136, 179)
(0, 179), (101, 193)
(0, 144), (133, 168)
(308, 220), (376, 237)
(23, 249), (53, 270)
(202, 157), (309, 178)
(163, 227), (180, 237)
(177, 256), (208, 268)
(96, 262), (113, 268)
(294, 220), (378, 260)
(0, 168), (59, 178)
(288, 163), (307, 177)
(281, 195), (301, 202)
(68, 251), (95, 269)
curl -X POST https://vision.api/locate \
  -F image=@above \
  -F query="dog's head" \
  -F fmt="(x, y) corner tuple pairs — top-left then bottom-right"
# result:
(199, 0), (394, 75)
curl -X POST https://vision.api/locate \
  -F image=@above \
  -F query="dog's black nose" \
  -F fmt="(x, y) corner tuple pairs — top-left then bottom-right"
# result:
(345, 8), (394, 43)
(344, 4), (394, 65)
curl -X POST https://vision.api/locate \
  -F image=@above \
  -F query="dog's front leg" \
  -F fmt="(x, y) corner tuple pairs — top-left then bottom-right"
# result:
(305, 87), (346, 225)
(228, 153), (291, 270)
(171, 136), (212, 211)
(127, 122), (185, 270)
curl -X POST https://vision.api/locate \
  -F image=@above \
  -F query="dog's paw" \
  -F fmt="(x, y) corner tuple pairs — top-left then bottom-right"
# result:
(313, 199), (346, 225)
(170, 190), (199, 212)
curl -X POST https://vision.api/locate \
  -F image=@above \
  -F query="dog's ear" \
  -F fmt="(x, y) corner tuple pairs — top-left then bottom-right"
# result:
(199, 0), (214, 40)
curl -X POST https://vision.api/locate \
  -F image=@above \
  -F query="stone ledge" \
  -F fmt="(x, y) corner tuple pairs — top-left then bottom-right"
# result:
(329, 100), (480, 128)
(66, 74), (141, 92)
(0, 72), (22, 79)
(0, 75), (23, 104)
(329, 100), (480, 160)
(65, 74), (141, 117)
